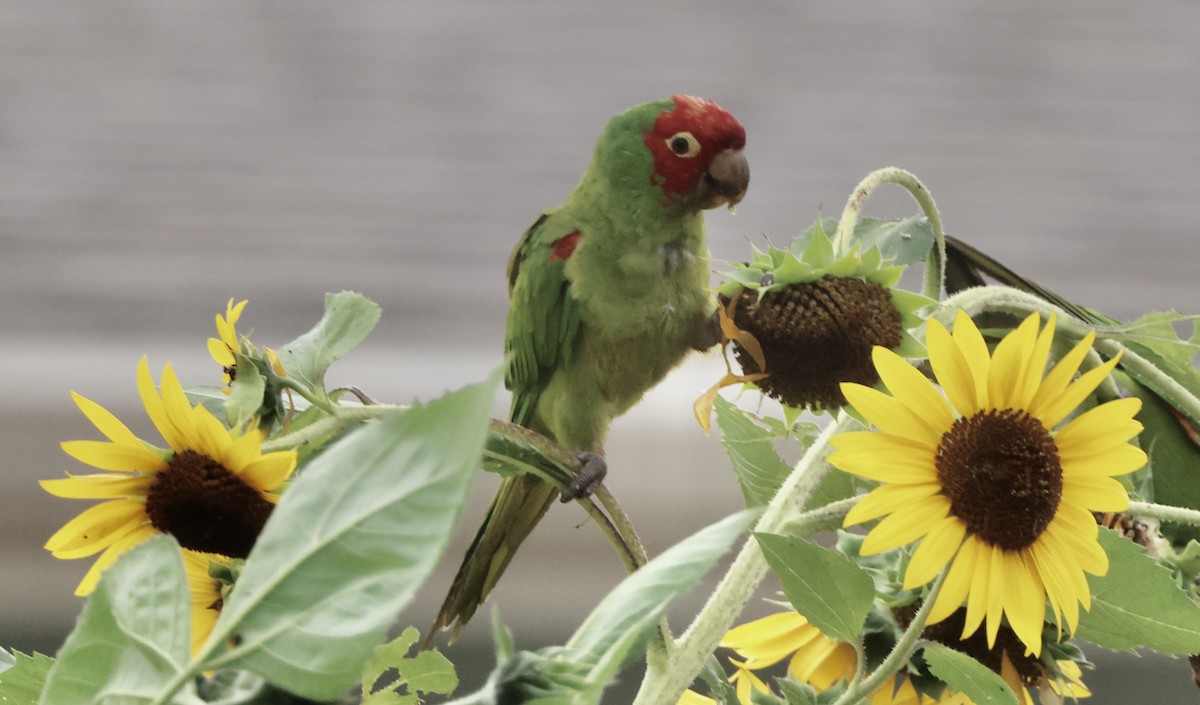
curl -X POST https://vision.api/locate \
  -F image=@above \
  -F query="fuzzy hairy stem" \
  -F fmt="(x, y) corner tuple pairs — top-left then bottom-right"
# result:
(632, 412), (857, 705)
(260, 403), (401, 453)
(831, 167), (947, 301)
(1129, 501), (1200, 529)
(833, 568), (948, 705)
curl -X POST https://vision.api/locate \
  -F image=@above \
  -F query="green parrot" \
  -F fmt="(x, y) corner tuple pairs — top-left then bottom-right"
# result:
(429, 95), (749, 642)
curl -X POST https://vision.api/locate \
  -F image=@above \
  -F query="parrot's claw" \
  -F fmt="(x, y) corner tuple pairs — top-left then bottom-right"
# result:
(560, 451), (607, 502)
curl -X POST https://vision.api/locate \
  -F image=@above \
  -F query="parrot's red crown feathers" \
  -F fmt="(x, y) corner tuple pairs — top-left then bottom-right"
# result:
(645, 95), (746, 197)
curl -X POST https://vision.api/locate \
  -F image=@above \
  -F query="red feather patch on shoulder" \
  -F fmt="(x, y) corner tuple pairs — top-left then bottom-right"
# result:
(550, 231), (581, 263)
(645, 95), (745, 197)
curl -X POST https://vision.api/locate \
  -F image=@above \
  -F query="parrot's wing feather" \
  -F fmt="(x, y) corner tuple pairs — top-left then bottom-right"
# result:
(505, 212), (582, 427)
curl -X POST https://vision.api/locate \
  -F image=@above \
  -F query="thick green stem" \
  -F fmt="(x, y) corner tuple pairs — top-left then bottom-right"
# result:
(1129, 501), (1200, 529)
(260, 403), (400, 453)
(831, 167), (947, 301)
(833, 569), (947, 705)
(632, 413), (857, 705)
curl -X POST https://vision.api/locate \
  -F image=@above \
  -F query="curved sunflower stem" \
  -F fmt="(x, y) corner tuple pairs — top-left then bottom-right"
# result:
(260, 403), (401, 453)
(833, 568), (948, 705)
(830, 167), (947, 301)
(273, 376), (338, 415)
(632, 412), (857, 705)
(1129, 501), (1200, 529)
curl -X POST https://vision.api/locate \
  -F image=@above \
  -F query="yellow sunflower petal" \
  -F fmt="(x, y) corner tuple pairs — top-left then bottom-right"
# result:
(859, 494), (951, 555)
(903, 516), (966, 588)
(1015, 313), (1057, 409)
(1050, 660), (1091, 698)
(951, 310), (992, 410)
(842, 382), (941, 447)
(926, 317), (980, 416)
(1060, 442), (1148, 478)
(45, 499), (145, 554)
(159, 363), (200, 447)
(722, 612), (817, 667)
(1055, 397), (1143, 453)
(830, 445), (937, 485)
(41, 473), (154, 499)
(846, 482), (942, 525)
(46, 508), (144, 560)
(801, 642), (856, 690)
(1027, 329), (1093, 411)
(73, 523), (156, 596)
(1049, 512), (1108, 576)
(1062, 474), (1130, 512)
(983, 545), (1008, 647)
(962, 539), (994, 639)
(1037, 353), (1123, 429)
(1029, 537), (1078, 635)
(189, 406), (233, 465)
(208, 338), (235, 367)
(239, 451), (297, 493)
(1002, 552), (1045, 656)
(60, 440), (163, 473)
(872, 346), (955, 436)
(929, 537), (980, 625)
(987, 312), (1040, 410)
(224, 428), (262, 473)
(70, 392), (142, 447)
(678, 690), (718, 705)
(138, 357), (185, 451)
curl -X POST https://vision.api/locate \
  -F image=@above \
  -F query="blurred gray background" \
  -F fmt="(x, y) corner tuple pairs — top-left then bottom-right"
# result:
(2, 1), (1198, 702)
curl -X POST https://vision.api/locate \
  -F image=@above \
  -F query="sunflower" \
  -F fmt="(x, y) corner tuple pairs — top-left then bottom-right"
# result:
(207, 298), (248, 391)
(832, 310), (1146, 655)
(42, 356), (297, 595)
(727, 658), (771, 705)
(720, 611), (856, 690)
(183, 549), (232, 656)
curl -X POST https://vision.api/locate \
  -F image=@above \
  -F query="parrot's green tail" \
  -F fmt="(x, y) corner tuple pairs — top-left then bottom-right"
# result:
(427, 472), (559, 644)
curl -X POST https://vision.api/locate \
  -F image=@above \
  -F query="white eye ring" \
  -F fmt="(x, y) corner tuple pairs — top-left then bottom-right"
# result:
(666, 131), (701, 158)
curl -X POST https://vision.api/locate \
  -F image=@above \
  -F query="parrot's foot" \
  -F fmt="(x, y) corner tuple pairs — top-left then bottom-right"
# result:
(560, 451), (607, 502)
(692, 307), (723, 351)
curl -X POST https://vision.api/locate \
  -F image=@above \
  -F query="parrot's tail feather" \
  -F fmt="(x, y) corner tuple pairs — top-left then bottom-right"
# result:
(426, 473), (559, 646)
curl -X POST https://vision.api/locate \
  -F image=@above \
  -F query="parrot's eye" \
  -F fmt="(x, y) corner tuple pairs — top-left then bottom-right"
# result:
(666, 132), (701, 158)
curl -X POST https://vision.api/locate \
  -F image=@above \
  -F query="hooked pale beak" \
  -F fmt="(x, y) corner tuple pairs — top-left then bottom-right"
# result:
(697, 148), (749, 209)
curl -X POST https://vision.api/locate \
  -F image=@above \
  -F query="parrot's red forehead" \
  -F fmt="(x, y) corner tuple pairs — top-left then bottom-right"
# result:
(645, 95), (745, 196)
(657, 95), (745, 150)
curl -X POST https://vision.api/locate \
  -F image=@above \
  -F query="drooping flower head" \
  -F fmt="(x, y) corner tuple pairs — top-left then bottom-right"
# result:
(43, 356), (297, 595)
(716, 220), (930, 411)
(832, 310), (1146, 655)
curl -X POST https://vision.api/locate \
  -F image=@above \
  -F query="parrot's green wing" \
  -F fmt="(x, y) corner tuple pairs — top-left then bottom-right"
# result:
(505, 212), (583, 428)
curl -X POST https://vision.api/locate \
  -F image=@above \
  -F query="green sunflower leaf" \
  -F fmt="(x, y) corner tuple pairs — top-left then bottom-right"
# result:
(1075, 528), (1200, 654)
(225, 352), (266, 428)
(276, 291), (381, 395)
(921, 643), (1017, 705)
(1132, 377), (1200, 542)
(361, 627), (457, 705)
(853, 216), (935, 267)
(754, 533), (874, 644)
(200, 370), (500, 700)
(40, 535), (191, 705)
(0, 649), (54, 705)
(567, 509), (758, 675)
(715, 397), (793, 507)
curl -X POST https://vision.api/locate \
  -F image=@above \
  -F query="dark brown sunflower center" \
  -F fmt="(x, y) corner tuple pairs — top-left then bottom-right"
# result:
(935, 409), (1062, 551)
(727, 276), (902, 409)
(145, 450), (273, 558)
(917, 607), (1044, 687)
